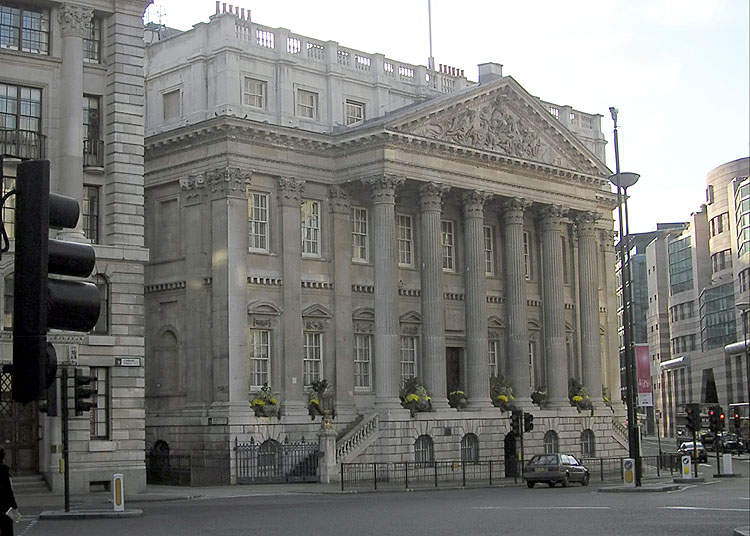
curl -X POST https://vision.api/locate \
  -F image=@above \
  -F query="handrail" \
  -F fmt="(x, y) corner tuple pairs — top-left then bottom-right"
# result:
(336, 412), (379, 462)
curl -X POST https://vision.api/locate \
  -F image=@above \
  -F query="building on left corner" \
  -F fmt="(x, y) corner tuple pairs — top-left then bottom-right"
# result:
(0, 0), (150, 494)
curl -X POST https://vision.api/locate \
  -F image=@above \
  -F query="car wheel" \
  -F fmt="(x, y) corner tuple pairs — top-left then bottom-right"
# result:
(527, 481), (535, 488)
(548, 481), (555, 488)
(582, 474), (590, 486)
(562, 474), (570, 488)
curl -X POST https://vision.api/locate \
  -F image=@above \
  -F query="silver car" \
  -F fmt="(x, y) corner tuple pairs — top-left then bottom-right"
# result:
(523, 453), (590, 488)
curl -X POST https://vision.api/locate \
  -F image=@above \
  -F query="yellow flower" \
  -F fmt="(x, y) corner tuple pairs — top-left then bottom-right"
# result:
(309, 398), (320, 406)
(406, 393), (420, 403)
(572, 395), (583, 403)
(252, 399), (265, 406)
(269, 398), (278, 405)
(424, 396), (431, 401)
(498, 395), (509, 403)
(509, 395), (515, 400)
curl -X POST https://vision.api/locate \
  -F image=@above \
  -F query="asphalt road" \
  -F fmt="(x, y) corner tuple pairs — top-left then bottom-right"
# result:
(17, 462), (750, 536)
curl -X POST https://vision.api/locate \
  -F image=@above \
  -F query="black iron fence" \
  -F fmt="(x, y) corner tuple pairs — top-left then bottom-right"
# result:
(146, 452), (191, 486)
(341, 460), (507, 492)
(235, 437), (320, 484)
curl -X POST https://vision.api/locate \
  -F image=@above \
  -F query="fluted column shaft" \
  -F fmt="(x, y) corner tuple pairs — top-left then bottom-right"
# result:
(330, 186), (356, 416)
(576, 212), (604, 404)
(539, 205), (569, 406)
(502, 198), (532, 403)
(368, 175), (404, 409)
(419, 183), (450, 409)
(464, 191), (492, 409)
(278, 177), (307, 415)
(58, 4), (91, 238)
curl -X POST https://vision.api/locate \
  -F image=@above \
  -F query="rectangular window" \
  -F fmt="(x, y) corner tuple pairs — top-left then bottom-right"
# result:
(400, 335), (418, 382)
(351, 207), (368, 262)
(561, 235), (569, 284)
(83, 95), (102, 167)
(296, 89), (318, 119)
(345, 99), (365, 125)
(301, 199), (321, 256)
(303, 332), (322, 386)
(92, 275), (108, 334)
(83, 17), (101, 63)
(484, 225), (495, 275)
(243, 77), (266, 109)
(163, 89), (180, 120)
(248, 192), (269, 251)
(488, 336), (499, 377)
(0, 5), (49, 55)
(668, 236), (693, 295)
(249, 329), (271, 389)
(89, 367), (109, 439)
(397, 214), (413, 267)
(523, 231), (532, 280)
(441, 220), (455, 271)
(353, 333), (371, 390)
(82, 185), (99, 243)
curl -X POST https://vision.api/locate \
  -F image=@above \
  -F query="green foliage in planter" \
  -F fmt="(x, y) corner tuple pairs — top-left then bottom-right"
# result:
(568, 377), (592, 411)
(399, 377), (432, 416)
(531, 387), (547, 407)
(448, 390), (468, 408)
(490, 374), (515, 411)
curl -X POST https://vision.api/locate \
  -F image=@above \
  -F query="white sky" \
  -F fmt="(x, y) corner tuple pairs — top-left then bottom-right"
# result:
(144, 0), (749, 233)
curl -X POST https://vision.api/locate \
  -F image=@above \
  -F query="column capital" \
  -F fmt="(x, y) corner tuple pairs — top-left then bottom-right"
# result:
(537, 203), (568, 231)
(364, 174), (404, 204)
(58, 4), (93, 38)
(329, 185), (351, 214)
(278, 177), (305, 206)
(180, 173), (208, 206)
(206, 166), (252, 199)
(501, 196), (531, 225)
(573, 211), (601, 236)
(599, 229), (617, 252)
(418, 182), (450, 212)
(462, 190), (491, 219)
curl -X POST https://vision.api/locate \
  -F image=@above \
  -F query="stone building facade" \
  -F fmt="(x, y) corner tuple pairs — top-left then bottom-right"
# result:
(0, 1), (150, 493)
(143, 10), (627, 483)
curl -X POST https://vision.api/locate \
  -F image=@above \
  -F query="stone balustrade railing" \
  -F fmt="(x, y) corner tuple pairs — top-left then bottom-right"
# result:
(336, 412), (379, 462)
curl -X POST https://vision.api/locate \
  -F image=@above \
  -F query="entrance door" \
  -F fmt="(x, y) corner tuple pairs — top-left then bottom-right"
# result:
(445, 347), (462, 394)
(504, 432), (518, 477)
(0, 369), (38, 474)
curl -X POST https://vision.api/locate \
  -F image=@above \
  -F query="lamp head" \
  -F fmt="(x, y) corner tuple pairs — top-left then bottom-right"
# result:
(609, 107), (618, 122)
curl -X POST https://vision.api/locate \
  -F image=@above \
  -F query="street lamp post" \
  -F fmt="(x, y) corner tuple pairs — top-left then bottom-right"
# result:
(608, 106), (643, 486)
(736, 301), (750, 413)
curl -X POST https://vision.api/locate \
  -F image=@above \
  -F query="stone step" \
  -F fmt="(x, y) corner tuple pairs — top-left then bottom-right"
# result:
(12, 474), (50, 494)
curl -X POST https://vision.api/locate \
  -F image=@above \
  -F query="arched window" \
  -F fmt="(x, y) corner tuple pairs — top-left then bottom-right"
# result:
(414, 434), (434, 466)
(257, 439), (282, 478)
(581, 429), (596, 457)
(543, 430), (559, 454)
(461, 433), (479, 463)
(92, 274), (109, 334)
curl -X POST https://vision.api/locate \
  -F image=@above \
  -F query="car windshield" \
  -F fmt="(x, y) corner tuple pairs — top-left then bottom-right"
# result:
(529, 455), (559, 465)
(680, 442), (702, 449)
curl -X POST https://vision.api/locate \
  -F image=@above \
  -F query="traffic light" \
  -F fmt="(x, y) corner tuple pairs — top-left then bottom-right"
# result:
(511, 409), (522, 437)
(718, 409), (725, 432)
(11, 160), (100, 403)
(685, 403), (700, 432)
(734, 411), (741, 432)
(74, 368), (98, 416)
(523, 412), (534, 433)
(38, 344), (58, 417)
(708, 406), (719, 433)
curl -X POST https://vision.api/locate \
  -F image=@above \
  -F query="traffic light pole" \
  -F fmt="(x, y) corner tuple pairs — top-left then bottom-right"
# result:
(61, 367), (70, 512)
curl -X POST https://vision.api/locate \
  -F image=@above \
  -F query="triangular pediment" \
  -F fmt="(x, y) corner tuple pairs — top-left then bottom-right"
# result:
(387, 78), (607, 176)
(399, 311), (422, 324)
(302, 303), (333, 319)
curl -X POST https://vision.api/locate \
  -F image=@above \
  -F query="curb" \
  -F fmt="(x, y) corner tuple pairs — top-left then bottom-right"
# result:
(673, 477), (705, 483)
(597, 484), (681, 493)
(39, 509), (143, 520)
(733, 527), (749, 536)
(712, 473), (739, 478)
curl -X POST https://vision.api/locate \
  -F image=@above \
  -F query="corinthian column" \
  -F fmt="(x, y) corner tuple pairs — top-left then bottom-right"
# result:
(419, 182), (450, 409)
(58, 4), (92, 239)
(278, 177), (307, 415)
(539, 204), (569, 407)
(464, 190), (492, 409)
(366, 175), (405, 411)
(575, 211), (604, 405)
(502, 197), (532, 404)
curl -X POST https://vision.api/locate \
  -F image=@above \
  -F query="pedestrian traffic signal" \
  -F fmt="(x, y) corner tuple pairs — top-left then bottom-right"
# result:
(511, 409), (522, 437)
(708, 406), (719, 433)
(718, 409), (725, 432)
(11, 160), (100, 404)
(523, 412), (534, 432)
(74, 368), (98, 416)
(685, 403), (700, 432)
(734, 411), (741, 431)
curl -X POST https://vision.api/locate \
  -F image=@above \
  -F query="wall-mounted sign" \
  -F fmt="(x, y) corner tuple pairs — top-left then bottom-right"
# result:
(116, 357), (141, 367)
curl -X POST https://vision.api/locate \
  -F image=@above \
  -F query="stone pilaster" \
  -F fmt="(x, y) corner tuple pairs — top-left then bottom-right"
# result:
(278, 177), (307, 416)
(575, 212), (604, 405)
(206, 166), (251, 410)
(463, 190), (492, 409)
(601, 228), (622, 405)
(538, 204), (569, 407)
(419, 182), (450, 409)
(365, 175), (404, 412)
(57, 4), (92, 240)
(330, 185), (356, 417)
(501, 197), (532, 404)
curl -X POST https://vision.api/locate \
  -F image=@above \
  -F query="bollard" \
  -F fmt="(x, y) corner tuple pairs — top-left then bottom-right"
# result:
(721, 453), (733, 475)
(680, 455), (692, 479)
(622, 458), (636, 487)
(113, 473), (124, 512)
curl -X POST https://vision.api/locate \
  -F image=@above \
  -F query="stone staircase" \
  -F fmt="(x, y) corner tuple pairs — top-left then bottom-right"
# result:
(336, 412), (379, 463)
(12, 474), (50, 495)
(611, 418), (629, 450)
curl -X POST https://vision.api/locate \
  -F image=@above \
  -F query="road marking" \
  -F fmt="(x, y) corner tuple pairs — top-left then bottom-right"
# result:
(702, 480), (720, 485)
(662, 506), (750, 512)
(474, 506), (611, 510)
